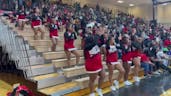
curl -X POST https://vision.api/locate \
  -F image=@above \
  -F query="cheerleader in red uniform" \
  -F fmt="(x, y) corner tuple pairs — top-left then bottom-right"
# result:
(49, 16), (60, 51)
(100, 32), (108, 61)
(43, 13), (51, 27)
(58, 16), (66, 33)
(121, 35), (133, 86)
(106, 36), (125, 91)
(131, 36), (142, 82)
(31, 7), (45, 40)
(81, 26), (93, 49)
(7, 85), (34, 96)
(64, 23), (80, 66)
(84, 31), (105, 96)
(17, 6), (26, 30)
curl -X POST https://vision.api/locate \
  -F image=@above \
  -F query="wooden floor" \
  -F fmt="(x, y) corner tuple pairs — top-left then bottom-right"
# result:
(161, 89), (171, 96)
(65, 71), (144, 96)
(0, 80), (12, 96)
(0, 73), (47, 96)
(39, 82), (77, 95)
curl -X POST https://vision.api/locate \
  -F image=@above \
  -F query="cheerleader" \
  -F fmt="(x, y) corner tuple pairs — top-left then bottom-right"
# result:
(106, 36), (125, 91)
(31, 7), (45, 40)
(99, 24), (107, 36)
(49, 16), (60, 51)
(84, 31), (105, 96)
(100, 32), (108, 61)
(7, 85), (34, 96)
(64, 23), (80, 66)
(58, 16), (66, 33)
(17, 6), (26, 30)
(81, 26), (93, 49)
(43, 13), (51, 27)
(131, 36), (142, 82)
(121, 35), (133, 86)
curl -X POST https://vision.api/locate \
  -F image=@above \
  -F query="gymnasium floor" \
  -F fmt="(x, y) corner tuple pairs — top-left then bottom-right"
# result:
(0, 80), (12, 96)
(105, 73), (171, 96)
(0, 73), (171, 96)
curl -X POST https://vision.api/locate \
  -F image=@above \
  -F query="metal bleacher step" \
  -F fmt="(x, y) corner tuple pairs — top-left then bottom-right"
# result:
(52, 57), (85, 68)
(39, 82), (79, 96)
(32, 73), (66, 89)
(35, 46), (82, 52)
(74, 66), (144, 89)
(31, 63), (55, 76)
(43, 50), (83, 60)
(62, 62), (106, 78)
(28, 39), (81, 46)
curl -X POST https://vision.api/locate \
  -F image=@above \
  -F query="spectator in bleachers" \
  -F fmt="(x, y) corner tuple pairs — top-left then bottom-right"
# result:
(140, 53), (154, 76)
(156, 48), (171, 67)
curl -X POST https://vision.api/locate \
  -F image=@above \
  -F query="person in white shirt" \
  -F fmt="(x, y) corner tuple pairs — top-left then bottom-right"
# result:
(156, 48), (169, 67)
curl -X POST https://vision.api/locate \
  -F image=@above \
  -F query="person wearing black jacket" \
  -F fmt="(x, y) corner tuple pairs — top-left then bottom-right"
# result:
(84, 31), (105, 96)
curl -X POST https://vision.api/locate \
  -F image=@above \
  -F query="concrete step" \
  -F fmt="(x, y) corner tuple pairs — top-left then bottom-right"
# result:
(43, 50), (83, 60)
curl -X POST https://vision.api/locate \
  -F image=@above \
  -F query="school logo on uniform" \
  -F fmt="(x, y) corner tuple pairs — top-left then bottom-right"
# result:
(51, 24), (57, 29)
(89, 45), (100, 56)
(109, 46), (117, 53)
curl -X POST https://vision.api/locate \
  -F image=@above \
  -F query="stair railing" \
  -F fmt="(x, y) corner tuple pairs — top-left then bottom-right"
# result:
(0, 17), (33, 79)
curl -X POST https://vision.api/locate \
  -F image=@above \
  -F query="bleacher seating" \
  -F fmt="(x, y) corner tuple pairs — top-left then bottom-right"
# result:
(1, 14), (144, 96)
(0, 45), (24, 76)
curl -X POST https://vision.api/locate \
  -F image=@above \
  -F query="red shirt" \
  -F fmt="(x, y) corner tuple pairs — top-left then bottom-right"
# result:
(164, 39), (171, 47)
(149, 35), (154, 40)
(64, 32), (75, 50)
(140, 54), (150, 62)
(123, 27), (128, 33)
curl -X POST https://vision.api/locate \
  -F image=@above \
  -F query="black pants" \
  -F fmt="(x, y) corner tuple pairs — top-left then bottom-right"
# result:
(154, 62), (171, 73)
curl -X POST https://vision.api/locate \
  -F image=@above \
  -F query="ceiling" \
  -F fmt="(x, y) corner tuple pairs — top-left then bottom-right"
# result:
(101, 0), (171, 7)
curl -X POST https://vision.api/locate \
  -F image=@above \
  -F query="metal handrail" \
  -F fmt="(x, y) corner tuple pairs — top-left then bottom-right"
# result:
(15, 35), (33, 78)
(0, 17), (33, 79)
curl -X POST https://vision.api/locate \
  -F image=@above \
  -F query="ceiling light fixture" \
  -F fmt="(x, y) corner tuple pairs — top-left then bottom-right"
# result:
(162, 3), (167, 6)
(117, 0), (124, 3)
(129, 4), (134, 7)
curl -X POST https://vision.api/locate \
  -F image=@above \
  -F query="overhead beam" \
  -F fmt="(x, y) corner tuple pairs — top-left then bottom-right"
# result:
(157, 1), (171, 5)
(153, 0), (171, 5)
(152, 0), (171, 20)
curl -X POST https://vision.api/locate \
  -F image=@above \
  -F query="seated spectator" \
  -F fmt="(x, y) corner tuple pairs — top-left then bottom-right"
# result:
(140, 53), (154, 76)
(156, 48), (170, 67)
